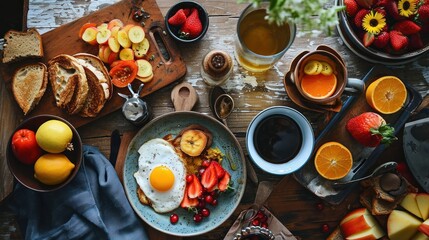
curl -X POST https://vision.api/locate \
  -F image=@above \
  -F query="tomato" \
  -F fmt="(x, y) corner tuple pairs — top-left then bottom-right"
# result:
(11, 129), (43, 164)
(109, 60), (138, 88)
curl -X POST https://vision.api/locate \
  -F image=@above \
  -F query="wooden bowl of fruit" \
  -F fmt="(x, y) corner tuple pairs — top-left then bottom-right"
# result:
(337, 0), (429, 65)
(6, 114), (83, 192)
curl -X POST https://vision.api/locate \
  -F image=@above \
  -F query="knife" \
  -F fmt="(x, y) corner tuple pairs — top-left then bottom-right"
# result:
(109, 129), (121, 167)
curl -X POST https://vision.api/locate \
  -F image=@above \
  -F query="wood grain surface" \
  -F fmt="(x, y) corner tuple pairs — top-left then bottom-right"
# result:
(1, 0), (429, 239)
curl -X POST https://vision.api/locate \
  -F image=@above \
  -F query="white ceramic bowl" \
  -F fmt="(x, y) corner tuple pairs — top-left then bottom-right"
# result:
(246, 106), (314, 175)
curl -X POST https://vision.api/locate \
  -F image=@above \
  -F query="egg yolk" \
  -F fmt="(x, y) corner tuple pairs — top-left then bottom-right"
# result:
(150, 165), (175, 191)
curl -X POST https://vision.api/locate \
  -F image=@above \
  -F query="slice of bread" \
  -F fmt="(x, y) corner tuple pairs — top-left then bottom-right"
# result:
(2, 28), (43, 63)
(12, 63), (48, 115)
(73, 53), (112, 117)
(48, 54), (88, 115)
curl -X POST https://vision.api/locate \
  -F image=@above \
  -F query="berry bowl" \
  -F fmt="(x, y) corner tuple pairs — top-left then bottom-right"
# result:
(337, 0), (429, 65)
(164, 1), (209, 43)
(6, 114), (83, 192)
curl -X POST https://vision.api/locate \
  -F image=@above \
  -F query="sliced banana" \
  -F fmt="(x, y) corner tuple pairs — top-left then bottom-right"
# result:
(320, 61), (333, 76)
(304, 60), (322, 75)
(180, 129), (208, 157)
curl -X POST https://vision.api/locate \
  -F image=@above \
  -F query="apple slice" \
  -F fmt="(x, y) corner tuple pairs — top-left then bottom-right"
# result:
(79, 22), (97, 39)
(98, 45), (112, 63)
(107, 52), (119, 65)
(110, 26), (121, 38)
(136, 73), (153, 83)
(388, 210), (422, 240)
(107, 19), (124, 29)
(82, 27), (98, 45)
(135, 59), (152, 78)
(415, 230), (429, 239)
(401, 193), (423, 219)
(108, 37), (120, 53)
(419, 218), (429, 236)
(132, 38), (150, 58)
(122, 24), (135, 33)
(119, 48), (134, 61)
(340, 208), (368, 225)
(128, 25), (145, 43)
(346, 224), (385, 240)
(417, 193), (429, 220)
(96, 28), (111, 45)
(97, 23), (108, 30)
(117, 29), (132, 48)
(340, 214), (379, 237)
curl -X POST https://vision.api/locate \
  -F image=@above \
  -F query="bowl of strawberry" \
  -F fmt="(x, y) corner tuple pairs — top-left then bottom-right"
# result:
(165, 1), (209, 43)
(338, 0), (429, 65)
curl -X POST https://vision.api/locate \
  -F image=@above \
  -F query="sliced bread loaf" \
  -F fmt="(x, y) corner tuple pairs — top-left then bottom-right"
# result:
(2, 28), (44, 63)
(12, 63), (48, 115)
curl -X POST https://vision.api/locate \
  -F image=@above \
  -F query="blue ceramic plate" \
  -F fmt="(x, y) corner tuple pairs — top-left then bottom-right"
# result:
(123, 111), (246, 237)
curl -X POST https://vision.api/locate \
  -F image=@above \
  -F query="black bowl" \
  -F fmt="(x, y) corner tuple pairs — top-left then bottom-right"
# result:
(165, 1), (209, 43)
(6, 114), (83, 192)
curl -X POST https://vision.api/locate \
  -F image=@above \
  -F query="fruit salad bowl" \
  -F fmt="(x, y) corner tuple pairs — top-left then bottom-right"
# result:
(6, 114), (83, 192)
(337, 0), (429, 65)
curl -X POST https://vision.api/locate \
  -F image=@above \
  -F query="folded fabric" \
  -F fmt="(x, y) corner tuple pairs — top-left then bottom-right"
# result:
(8, 145), (149, 240)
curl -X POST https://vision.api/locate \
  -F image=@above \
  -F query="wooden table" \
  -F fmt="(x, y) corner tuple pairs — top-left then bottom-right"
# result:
(1, 0), (428, 239)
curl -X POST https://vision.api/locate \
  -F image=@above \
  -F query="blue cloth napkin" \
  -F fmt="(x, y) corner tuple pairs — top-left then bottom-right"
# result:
(8, 145), (149, 240)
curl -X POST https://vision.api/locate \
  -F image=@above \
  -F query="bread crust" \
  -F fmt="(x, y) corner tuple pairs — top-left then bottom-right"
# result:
(11, 62), (48, 115)
(48, 54), (88, 115)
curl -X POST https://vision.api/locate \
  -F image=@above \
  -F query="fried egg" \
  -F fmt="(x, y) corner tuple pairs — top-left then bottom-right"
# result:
(134, 138), (186, 213)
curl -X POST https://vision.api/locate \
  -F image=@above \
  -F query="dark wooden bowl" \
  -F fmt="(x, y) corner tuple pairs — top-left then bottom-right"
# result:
(6, 114), (83, 192)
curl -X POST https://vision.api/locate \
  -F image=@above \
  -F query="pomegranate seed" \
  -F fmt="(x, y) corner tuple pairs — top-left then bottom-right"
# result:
(186, 175), (193, 183)
(251, 219), (260, 226)
(202, 160), (211, 168)
(256, 211), (265, 220)
(211, 199), (218, 206)
(261, 222), (268, 228)
(193, 213), (203, 223)
(210, 190), (218, 197)
(321, 224), (330, 233)
(197, 200), (206, 209)
(198, 168), (205, 176)
(316, 202), (325, 211)
(201, 208), (210, 217)
(204, 195), (213, 204)
(170, 213), (179, 224)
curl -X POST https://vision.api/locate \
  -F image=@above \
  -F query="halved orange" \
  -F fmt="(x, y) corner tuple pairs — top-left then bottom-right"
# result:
(314, 142), (353, 180)
(366, 76), (407, 114)
(301, 73), (337, 99)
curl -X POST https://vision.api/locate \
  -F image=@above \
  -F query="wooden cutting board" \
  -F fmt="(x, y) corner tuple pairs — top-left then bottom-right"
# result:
(0, 0), (186, 128)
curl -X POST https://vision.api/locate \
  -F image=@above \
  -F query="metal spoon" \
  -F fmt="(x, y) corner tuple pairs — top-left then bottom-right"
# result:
(333, 161), (398, 186)
(214, 93), (234, 127)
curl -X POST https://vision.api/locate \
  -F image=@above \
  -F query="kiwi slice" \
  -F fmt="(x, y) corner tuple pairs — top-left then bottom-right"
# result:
(303, 60), (322, 75)
(320, 61), (333, 76)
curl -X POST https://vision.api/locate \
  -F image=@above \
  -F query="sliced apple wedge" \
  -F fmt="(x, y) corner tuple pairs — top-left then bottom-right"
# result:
(119, 48), (134, 61)
(108, 37), (120, 53)
(135, 59), (153, 78)
(340, 208), (368, 225)
(401, 193), (423, 219)
(82, 27), (98, 45)
(419, 218), (429, 237)
(132, 38), (150, 58)
(107, 19), (124, 29)
(79, 22), (97, 39)
(117, 29), (132, 48)
(417, 193), (429, 220)
(346, 224), (385, 240)
(388, 210), (422, 240)
(413, 231), (429, 240)
(341, 214), (379, 237)
(97, 23), (108, 30)
(128, 25), (145, 43)
(96, 28), (111, 45)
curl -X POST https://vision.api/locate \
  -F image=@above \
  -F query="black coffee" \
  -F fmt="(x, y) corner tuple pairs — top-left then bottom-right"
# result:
(253, 114), (302, 164)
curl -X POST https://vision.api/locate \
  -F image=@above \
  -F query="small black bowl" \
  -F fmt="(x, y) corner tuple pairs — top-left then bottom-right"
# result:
(165, 1), (209, 43)
(6, 114), (83, 192)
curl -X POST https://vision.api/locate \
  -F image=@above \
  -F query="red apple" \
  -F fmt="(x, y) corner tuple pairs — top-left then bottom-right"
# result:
(388, 210), (422, 240)
(346, 225), (385, 240)
(11, 129), (43, 164)
(419, 218), (429, 236)
(416, 193), (429, 220)
(340, 214), (378, 237)
(82, 27), (98, 45)
(400, 193), (423, 219)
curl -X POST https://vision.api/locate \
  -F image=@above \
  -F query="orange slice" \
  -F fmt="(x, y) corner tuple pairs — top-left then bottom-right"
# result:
(366, 76), (407, 114)
(301, 73), (337, 99)
(314, 142), (353, 180)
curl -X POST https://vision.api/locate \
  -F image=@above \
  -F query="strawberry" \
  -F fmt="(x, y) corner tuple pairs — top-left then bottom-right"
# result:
(218, 171), (231, 192)
(180, 185), (199, 209)
(409, 33), (424, 50)
(393, 20), (421, 35)
(211, 161), (226, 179)
(373, 31), (390, 49)
(345, 0), (360, 17)
(187, 174), (203, 199)
(180, 8), (203, 39)
(200, 162), (218, 189)
(354, 9), (370, 28)
(346, 112), (396, 147)
(390, 30), (409, 51)
(385, 0), (403, 20)
(183, 8), (191, 17)
(363, 32), (375, 47)
(355, 0), (374, 8)
(375, 0), (389, 7)
(168, 9), (187, 26)
(417, 4), (429, 22)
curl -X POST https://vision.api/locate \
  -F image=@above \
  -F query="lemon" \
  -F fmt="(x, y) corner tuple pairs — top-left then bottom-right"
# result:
(34, 153), (75, 185)
(36, 120), (73, 153)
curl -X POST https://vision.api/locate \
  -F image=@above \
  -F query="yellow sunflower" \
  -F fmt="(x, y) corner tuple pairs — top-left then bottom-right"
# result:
(398, 0), (418, 17)
(362, 11), (386, 35)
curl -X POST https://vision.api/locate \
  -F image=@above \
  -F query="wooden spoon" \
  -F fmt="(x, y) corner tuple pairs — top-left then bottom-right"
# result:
(171, 82), (198, 111)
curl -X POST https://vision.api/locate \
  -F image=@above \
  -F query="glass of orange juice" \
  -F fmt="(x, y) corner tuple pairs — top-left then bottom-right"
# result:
(234, 2), (296, 72)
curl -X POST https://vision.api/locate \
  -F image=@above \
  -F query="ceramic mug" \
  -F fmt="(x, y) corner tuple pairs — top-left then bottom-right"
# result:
(290, 46), (365, 105)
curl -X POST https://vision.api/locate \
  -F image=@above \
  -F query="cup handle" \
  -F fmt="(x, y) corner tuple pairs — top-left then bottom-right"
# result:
(344, 78), (365, 93)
